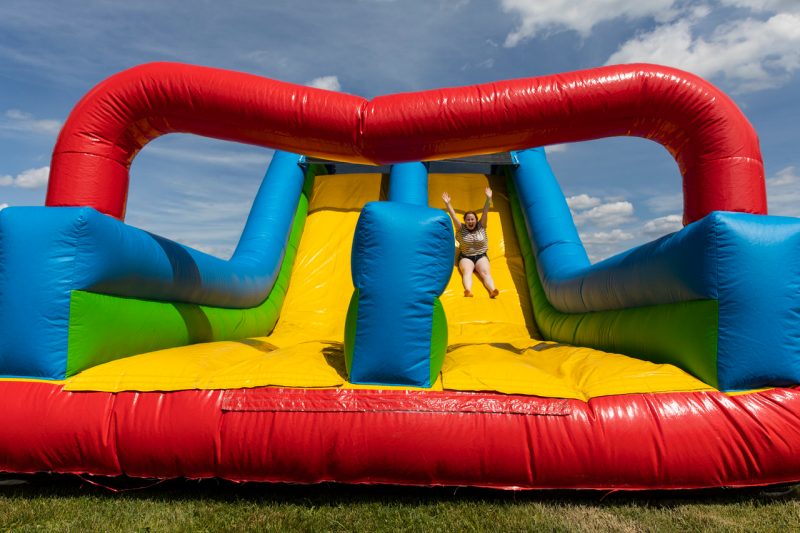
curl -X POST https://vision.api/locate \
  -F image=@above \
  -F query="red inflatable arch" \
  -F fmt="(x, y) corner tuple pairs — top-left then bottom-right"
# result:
(46, 62), (766, 224)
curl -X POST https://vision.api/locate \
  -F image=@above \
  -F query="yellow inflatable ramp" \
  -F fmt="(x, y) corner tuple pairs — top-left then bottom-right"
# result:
(66, 172), (713, 399)
(428, 173), (711, 400)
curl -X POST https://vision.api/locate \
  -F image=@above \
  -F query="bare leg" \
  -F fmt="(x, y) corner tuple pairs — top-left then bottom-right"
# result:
(459, 257), (475, 296)
(475, 257), (499, 297)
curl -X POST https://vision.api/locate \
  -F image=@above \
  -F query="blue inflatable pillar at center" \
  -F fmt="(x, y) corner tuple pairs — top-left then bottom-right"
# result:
(387, 162), (429, 205)
(344, 163), (453, 387)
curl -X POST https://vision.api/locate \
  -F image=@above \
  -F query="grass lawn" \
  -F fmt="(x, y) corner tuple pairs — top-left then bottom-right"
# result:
(1, 474), (799, 532)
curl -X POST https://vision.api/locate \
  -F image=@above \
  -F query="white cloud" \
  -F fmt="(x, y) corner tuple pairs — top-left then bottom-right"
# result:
(580, 229), (634, 244)
(15, 167), (49, 188)
(501, 0), (679, 46)
(767, 165), (797, 187)
(502, 1), (800, 93)
(545, 143), (568, 154)
(460, 58), (496, 71)
(438, 0), (471, 11)
(566, 194), (683, 262)
(766, 165), (800, 217)
(606, 12), (800, 93)
(573, 200), (635, 227)
(145, 145), (273, 170)
(602, 195), (628, 203)
(645, 192), (683, 214)
(580, 228), (635, 262)
(2, 109), (62, 135)
(245, 50), (290, 70)
(566, 194), (601, 211)
(566, 193), (638, 260)
(642, 214), (683, 237)
(0, 166), (49, 188)
(0, 203), (8, 211)
(306, 75), (342, 92)
(719, 0), (800, 13)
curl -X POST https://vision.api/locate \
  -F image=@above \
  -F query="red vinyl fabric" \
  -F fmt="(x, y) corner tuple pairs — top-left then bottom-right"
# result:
(46, 62), (765, 224)
(3, 381), (799, 489)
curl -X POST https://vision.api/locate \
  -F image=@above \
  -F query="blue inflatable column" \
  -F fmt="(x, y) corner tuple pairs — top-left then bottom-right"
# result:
(388, 162), (428, 205)
(232, 151), (307, 266)
(512, 148), (590, 283)
(344, 162), (453, 387)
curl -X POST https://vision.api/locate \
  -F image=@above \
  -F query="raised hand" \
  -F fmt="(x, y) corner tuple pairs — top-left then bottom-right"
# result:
(442, 191), (451, 204)
(485, 187), (493, 200)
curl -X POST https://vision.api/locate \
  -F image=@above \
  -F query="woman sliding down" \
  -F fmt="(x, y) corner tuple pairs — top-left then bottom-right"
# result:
(442, 188), (500, 298)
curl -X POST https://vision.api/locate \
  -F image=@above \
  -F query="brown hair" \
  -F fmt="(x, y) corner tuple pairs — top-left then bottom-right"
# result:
(463, 211), (479, 232)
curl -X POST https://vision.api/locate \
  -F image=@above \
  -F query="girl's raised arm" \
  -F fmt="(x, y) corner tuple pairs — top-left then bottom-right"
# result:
(480, 188), (492, 228)
(442, 192), (461, 230)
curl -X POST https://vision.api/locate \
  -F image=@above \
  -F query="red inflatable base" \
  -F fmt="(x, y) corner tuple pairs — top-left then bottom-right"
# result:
(2, 382), (800, 490)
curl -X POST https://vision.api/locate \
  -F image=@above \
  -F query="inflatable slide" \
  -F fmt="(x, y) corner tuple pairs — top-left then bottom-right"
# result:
(1, 63), (799, 489)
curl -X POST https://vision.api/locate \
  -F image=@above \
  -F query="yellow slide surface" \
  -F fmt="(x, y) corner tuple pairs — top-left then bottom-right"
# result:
(66, 172), (713, 399)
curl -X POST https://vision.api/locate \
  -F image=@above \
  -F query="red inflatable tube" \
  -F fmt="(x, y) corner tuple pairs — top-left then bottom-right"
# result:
(46, 63), (765, 224)
(2, 381), (799, 489)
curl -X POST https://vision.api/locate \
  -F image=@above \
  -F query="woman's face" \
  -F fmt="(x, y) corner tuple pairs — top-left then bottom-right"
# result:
(464, 213), (477, 230)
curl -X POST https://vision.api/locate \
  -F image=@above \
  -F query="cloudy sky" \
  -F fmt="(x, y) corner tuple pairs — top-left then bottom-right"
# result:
(1, 0), (798, 261)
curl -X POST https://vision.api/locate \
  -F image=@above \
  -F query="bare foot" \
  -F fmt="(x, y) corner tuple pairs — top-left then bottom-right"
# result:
(489, 289), (499, 299)
(464, 290), (474, 297)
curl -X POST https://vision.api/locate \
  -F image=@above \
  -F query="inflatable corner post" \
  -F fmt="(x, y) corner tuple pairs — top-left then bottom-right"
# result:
(2, 62), (800, 489)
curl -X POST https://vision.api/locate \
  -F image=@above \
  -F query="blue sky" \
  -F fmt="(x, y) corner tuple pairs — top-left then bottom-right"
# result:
(0, 0), (798, 261)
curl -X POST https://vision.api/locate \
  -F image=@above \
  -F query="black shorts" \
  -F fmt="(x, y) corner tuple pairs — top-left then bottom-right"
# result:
(459, 253), (487, 264)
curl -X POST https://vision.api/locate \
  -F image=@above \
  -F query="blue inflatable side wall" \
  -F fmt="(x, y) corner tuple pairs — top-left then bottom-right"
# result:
(512, 148), (800, 390)
(0, 151), (306, 379)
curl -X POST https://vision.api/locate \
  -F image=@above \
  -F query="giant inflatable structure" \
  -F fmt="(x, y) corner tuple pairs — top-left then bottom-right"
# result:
(1, 63), (800, 489)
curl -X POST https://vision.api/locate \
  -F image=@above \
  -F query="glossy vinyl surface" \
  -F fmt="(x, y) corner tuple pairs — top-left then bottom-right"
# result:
(46, 62), (764, 223)
(2, 381), (800, 489)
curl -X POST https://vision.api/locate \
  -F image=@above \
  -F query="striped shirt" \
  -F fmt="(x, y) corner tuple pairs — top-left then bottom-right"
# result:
(457, 223), (488, 256)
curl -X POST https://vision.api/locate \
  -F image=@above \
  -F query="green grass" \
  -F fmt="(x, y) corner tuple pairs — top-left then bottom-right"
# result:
(1, 475), (799, 532)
